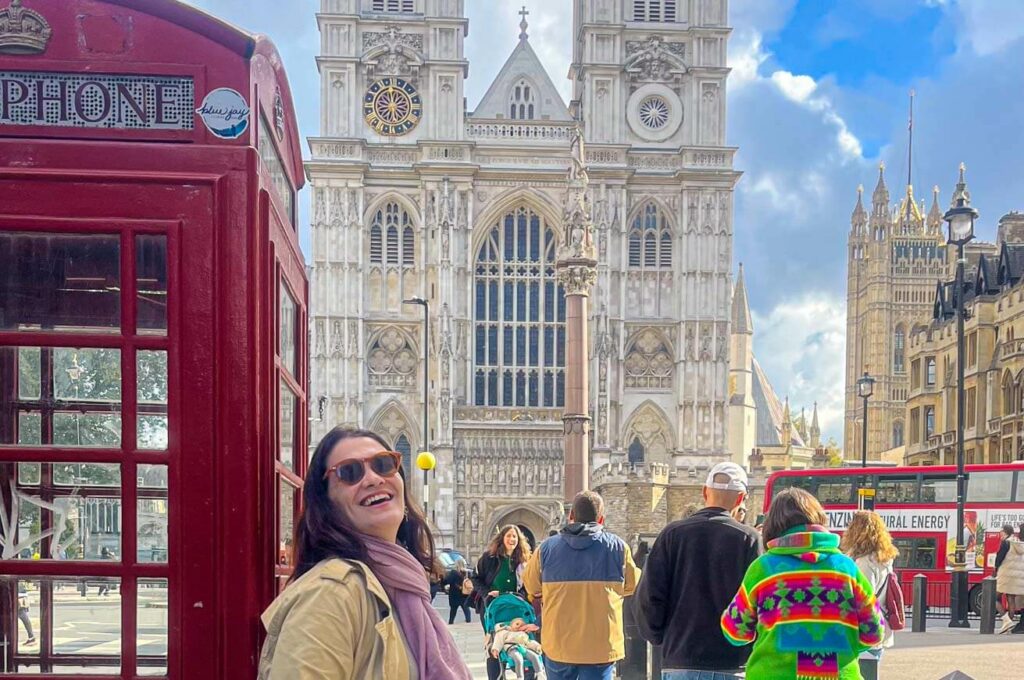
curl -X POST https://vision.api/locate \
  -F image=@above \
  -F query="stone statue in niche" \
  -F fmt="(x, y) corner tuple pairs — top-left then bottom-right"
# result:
(471, 464), (480, 484)
(457, 503), (465, 531)
(470, 503), (479, 531)
(540, 466), (548, 486)
(498, 465), (507, 486)
(457, 464), (465, 485)
(717, 335), (728, 361)
(700, 326), (712, 360)
(484, 465), (494, 486)
(511, 465), (521, 487)
(685, 326), (696, 360)
(526, 465), (535, 488)
(688, 197), (698, 230)
(331, 320), (344, 356)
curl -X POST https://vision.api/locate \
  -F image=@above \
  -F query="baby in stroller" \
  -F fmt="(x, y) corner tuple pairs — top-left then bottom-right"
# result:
(490, 617), (546, 680)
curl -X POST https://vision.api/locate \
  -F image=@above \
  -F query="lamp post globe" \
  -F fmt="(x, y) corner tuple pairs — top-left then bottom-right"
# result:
(856, 372), (874, 468)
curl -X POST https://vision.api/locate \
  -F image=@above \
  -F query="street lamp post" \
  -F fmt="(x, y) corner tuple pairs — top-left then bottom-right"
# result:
(856, 372), (875, 468)
(402, 296), (432, 521)
(944, 163), (977, 629)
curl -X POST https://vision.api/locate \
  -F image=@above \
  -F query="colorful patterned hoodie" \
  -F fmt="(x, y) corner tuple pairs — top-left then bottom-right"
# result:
(721, 525), (884, 680)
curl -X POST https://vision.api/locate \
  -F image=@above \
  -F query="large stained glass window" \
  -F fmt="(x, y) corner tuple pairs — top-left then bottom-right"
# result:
(473, 206), (565, 407)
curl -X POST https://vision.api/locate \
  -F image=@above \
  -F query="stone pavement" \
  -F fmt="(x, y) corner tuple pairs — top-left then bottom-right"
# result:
(444, 612), (1024, 680)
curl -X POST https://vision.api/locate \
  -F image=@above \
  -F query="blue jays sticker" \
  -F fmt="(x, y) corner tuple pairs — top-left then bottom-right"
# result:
(196, 88), (251, 139)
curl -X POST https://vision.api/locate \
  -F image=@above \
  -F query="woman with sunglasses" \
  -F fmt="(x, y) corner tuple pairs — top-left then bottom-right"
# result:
(259, 427), (473, 680)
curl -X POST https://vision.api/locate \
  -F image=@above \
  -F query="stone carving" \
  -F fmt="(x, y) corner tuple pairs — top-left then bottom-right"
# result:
(313, 188), (327, 227)
(624, 404), (672, 462)
(701, 83), (720, 142)
(624, 329), (673, 389)
(347, 321), (358, 358)
(331, 320), (344, 356)
(717, 334), (728, 361)
(367, 328), (417, 388)
(315, 319), (326, 357)
(457, 503), (465, 531)
(470, 502), (479, 531)
(363, 24), (423, 78)
(624, 36), (688, 84)
(557, 265), (598, 296)
(699, 325), (712, 360)
(685, 325), (696, 360)
(688, 196), (698, 232)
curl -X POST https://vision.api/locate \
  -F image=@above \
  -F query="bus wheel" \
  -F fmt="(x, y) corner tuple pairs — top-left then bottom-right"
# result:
(968, 585), (982, 616)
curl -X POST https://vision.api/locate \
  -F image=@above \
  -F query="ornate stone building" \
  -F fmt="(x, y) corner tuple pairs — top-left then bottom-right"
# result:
(905, 204), (1024, 466)
(307, 0), (739, 559)
(845, 165), (949, 461)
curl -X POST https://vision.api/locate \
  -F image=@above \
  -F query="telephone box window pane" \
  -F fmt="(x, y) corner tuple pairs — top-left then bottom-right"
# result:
(280, 381), (296, 472)
(18, 412), (41, 444)
(7, 578), (41, 658)
(138, 351), (168, 450)
(54, 348), (121, 402)
(138, 578), (169, 675)
(53, 463), (121, 487)
(18, 347), (41, 399)
(279, 480), (298, 568)
(137, 234), (168, 335)
(0, 232), (120, 333)
(280, 284), (297, 376)
(18, 462), (41, 485)
(138, 499), (168, 564)
(54, 577), (122, 660)
(53, 412), (122, 447)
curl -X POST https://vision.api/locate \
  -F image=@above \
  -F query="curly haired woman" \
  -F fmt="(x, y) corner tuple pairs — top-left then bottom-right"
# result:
(841, 511), (899, 679)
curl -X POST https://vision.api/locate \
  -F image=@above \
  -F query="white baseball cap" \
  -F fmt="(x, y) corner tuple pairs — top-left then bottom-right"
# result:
(705, 462), (748, 492)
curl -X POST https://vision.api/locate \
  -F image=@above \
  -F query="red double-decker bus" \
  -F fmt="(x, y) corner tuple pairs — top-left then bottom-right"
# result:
(764, 464), (1024, 613)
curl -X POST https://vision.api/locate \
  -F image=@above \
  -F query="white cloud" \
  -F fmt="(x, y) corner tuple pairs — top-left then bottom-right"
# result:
(752, 294), (848, 444)
(954, 0), (1024, 56)
(771, 71), (817, 103)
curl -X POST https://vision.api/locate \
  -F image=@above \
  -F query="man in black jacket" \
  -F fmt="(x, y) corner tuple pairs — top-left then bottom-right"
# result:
(633, 462), (761, 678)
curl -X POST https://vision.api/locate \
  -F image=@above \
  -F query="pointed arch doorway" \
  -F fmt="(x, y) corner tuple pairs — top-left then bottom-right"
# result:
(490, 507), (549, 552)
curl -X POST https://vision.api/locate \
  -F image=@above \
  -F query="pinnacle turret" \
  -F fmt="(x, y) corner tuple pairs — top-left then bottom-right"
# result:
(810, 402), (821, 448)
(872, 162), (890, 207)
(851, 184), (867, 231)
(926, 185), (943, 233)
(950, 162), (971, 208)
(731, 263), (753, 335)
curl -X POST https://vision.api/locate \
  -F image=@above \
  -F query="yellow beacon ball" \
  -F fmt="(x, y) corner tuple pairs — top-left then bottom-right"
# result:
(415, 451), (436, 471)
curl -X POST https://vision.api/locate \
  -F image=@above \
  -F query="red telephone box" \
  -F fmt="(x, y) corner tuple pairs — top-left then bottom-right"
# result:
(0, 1), (307, 677)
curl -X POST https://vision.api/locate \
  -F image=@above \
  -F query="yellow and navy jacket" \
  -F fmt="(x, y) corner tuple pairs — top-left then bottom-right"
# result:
(522, 523), (640, 665)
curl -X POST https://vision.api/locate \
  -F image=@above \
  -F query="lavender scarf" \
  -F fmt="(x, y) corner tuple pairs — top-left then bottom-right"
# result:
(362, 536), (473, 680)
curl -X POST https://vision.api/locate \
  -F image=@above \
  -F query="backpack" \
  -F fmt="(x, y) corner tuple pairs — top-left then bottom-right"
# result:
(879, 568), (906, 632)
(461, 577), (474, 596)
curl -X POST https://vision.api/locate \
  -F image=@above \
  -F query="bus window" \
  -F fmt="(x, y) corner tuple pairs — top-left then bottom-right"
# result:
(893, 537), (938, 570)
(892, 538), (915, 569)
(967, 471), (1013, 502)
(876, 476), (918, 503)
(772, 475), (816, 498)
(1016, 472), (1024, 502)
(921, 475), (956, 503)
(817, 476), (854, 504)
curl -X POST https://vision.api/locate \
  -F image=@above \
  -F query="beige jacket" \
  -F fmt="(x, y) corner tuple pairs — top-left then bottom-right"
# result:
(259, 558), (415, 680)
(996, 539), (1024, 596)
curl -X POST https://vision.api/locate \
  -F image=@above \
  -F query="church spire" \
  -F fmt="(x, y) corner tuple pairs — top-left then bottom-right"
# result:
(810, 402), (821, 448)
(518, 5), (529, 41)
(731, 263), (753, 334)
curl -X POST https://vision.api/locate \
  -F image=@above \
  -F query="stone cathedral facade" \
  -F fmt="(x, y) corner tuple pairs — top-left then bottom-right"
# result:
(307, 0), (739, 558)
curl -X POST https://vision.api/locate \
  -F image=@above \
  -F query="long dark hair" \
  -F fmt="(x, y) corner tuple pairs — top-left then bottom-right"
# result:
(290, 426), (435, 582)
(485, 524), (532, 566)
(762, 487), (828, 544)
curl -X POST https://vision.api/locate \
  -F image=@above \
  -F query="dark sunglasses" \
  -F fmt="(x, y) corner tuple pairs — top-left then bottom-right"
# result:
(323, 451), (402, 486)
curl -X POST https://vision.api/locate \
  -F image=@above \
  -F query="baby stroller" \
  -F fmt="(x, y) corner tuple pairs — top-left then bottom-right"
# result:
(483, 593), (540, 680)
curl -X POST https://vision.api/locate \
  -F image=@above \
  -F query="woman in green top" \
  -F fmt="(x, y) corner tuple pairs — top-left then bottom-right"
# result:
(473, 525), (532, 616)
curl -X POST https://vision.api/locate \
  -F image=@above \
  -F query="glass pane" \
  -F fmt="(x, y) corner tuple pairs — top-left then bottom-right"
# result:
(1, 346), (122, 447)
(280, 283), (297, 376)
(967, 471), (1013, 502)
(55, 577), (122, 658)
(876, 476), (918, 503)
(18, 347), (41, 399)
(0, 232), (120, 333)
(1016, 473), (1024, 502)
(279, 381), (295, 472)
(53, 463), (120, 487)
(18, 411), (41, 445)
(138, 351), (168, 450)
(137, 234), (168, 335)
(921, 475), (956, 503)
(18, 462), (41, 485)
(53, 412), (122, 447)
(816, 476), (853, 504)
(138, 578), (169, 675)
(8, 578), (41, 658)
(137, 466), (168, 565)
(279, 480), (298, 568)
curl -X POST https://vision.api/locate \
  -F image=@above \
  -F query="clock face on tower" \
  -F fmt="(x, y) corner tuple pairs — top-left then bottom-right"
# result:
(363, 77), (423, 136)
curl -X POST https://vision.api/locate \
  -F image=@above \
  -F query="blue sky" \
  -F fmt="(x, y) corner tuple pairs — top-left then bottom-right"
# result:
(185, 0), (1024, 445)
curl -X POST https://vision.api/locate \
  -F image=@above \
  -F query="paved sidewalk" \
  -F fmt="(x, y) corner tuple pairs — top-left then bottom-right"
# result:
(448, 620), (489, 680)
(883, 625), (1023, 679)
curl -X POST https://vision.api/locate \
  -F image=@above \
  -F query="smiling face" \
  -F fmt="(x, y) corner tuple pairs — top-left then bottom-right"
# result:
(326, 436), (406, 543)
(502, 527), (519, 555)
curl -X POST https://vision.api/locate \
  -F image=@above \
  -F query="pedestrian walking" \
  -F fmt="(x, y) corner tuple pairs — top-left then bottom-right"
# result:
(444, 560), (474, 624)
(258, 427), (472, 680)
(430, 558), (446, 603)
(522, 490), (640, 680)
(17, 583), (36, 647)
(473, 525), (531, 624)
(634, 461), (761, 679)
(995, 522), (1024, 634)
(841, 511), (900, 679)
(722, 488), (885, 680)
